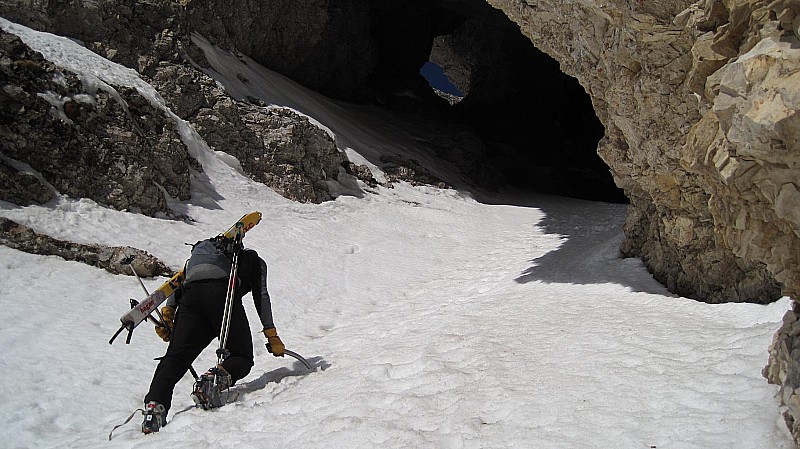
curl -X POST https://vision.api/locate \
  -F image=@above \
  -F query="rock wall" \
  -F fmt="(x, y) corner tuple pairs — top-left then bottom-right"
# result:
(0, 0), (368, 208)
(182, 0), (375, 101)
(486, 0), (799, 441)
(152, 63), (349, 203)
(0, 29), (192, 217)
(487, 0), (794, 304)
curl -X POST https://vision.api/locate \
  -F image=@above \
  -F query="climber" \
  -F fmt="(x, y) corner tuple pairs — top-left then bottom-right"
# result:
(141, 235), (285, 434)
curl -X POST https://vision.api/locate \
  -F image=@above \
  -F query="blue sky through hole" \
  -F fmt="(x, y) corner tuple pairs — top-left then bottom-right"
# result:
(420, 61), (463, 97)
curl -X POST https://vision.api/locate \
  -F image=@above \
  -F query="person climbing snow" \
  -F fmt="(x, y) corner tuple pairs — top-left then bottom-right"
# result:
(141, 234), (285, 434)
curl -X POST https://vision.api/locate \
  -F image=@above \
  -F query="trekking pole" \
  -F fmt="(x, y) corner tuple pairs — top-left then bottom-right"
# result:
(217, 227), (244, 366)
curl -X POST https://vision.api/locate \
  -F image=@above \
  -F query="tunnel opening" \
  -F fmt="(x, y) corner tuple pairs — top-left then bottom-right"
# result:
(363, 0), (626, 203)
(176, 0), (626, 203)
(419, 61), (464, 104)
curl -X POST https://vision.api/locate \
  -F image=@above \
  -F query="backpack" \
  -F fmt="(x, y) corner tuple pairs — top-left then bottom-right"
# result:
(184, 237), (236, 283)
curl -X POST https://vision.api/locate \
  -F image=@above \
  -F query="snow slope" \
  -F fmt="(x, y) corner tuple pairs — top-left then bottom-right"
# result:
(0, 18), (792, 449)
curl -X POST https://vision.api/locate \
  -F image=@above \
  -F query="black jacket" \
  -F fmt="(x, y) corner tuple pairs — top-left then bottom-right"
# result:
(235, 249), (275, 330)
(168, 248), (275, 330)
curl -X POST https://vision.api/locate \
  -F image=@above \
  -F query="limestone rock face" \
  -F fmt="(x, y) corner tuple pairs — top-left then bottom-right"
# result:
(487, 0), (796, 303)
(487, 0), (799, 440)
(691, 35), (800, 300)
(0, 30), (192, 217)
(151, 63), (350, 203)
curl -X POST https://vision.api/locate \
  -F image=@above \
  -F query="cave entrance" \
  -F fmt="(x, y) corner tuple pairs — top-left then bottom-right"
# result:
(426, 10), (625, 203)
(363, 0), (625, 203)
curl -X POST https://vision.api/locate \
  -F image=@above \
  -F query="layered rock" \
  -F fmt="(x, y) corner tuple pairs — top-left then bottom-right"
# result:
(486, 0), (797, 305)
(486, 0), (799, 442)
(685, 27), (800, 301)
(0, 217), (172, 277)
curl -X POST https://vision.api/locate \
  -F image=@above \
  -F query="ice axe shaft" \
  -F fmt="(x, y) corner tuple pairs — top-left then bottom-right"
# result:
(274, 347), (312, 370)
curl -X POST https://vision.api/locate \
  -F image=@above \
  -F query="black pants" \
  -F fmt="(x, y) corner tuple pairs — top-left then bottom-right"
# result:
(144, 280), (254, 415)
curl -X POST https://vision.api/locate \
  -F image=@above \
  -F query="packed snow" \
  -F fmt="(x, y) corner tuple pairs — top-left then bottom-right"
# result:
(0, 18), (793, 449)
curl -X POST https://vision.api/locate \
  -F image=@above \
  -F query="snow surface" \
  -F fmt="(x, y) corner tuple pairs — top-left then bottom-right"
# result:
(0, 18), (793, 449)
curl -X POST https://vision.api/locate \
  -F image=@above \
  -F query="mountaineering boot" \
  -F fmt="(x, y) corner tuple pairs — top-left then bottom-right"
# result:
(191, 365), (232, 410)
(141, 401), (166, 434)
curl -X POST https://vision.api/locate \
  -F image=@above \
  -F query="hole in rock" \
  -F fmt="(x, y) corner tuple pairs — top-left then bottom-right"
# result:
(420, 61), (464, 103)
(246, 0), (628, 203)
(362, 1), (625, 203)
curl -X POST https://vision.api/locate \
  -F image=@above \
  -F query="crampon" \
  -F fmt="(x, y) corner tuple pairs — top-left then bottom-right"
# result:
(191, 366), (231, 410)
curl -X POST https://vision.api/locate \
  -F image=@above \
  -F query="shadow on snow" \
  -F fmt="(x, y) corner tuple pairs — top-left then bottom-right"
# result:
(474, 191), (672, 296)
(234, 356), (331, 396)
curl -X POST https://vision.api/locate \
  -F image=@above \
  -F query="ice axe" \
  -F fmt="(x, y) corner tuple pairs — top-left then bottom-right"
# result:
(270, 345), (312, 370)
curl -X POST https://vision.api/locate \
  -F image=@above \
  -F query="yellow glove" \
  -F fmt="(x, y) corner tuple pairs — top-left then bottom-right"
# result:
(263, 327), (285, 357)
(154, 306), (175, 342)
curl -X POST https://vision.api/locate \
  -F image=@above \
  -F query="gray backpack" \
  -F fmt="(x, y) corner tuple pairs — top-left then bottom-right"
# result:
(184, 238), (234, 283)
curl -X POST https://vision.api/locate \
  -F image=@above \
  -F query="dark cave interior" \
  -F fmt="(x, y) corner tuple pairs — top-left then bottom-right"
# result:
(179, 0), (627, 203)
(359, 0), (626, 203)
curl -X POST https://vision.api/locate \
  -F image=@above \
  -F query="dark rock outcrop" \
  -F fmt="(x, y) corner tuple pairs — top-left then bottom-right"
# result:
(152, 63), (349, 203)
(0, 29), (191, 216)
(0, 158), (54, 206)
(381, 154), (450, 189)
(0, 0), (358, 207)
(0, 217), (172, 277)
